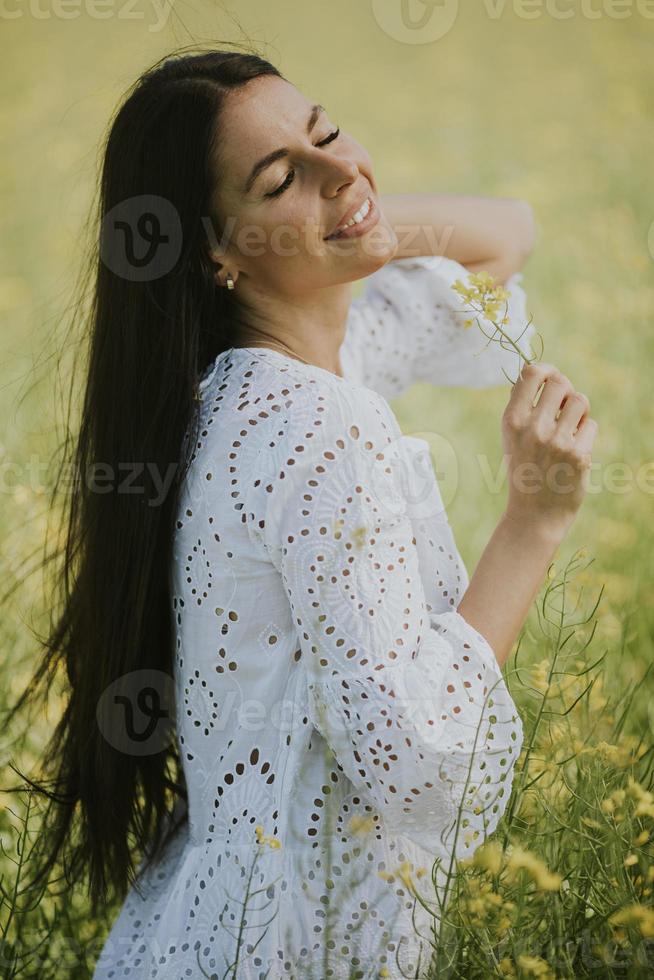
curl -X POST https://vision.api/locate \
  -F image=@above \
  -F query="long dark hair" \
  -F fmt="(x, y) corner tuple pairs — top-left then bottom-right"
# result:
(3, 45), (284, 917)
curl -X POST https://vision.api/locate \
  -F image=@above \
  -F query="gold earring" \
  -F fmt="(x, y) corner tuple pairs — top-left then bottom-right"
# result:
(226, 273), (235, 290)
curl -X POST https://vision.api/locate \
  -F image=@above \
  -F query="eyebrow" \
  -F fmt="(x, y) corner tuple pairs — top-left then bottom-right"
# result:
(243, 104), (325, 195)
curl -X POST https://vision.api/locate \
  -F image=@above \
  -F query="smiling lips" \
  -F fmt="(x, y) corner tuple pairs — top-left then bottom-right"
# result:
(324, 196), (377, 241)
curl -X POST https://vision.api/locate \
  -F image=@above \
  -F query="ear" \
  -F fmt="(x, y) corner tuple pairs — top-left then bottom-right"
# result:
(204, 243), (228, 285)
(204, 240), (220, 265)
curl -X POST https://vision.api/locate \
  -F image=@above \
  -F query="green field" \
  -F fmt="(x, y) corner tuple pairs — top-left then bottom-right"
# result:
(1, 3), (653, 976)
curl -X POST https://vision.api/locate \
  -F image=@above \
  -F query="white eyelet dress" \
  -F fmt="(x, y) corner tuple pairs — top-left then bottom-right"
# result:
(92, 256), (535, 980)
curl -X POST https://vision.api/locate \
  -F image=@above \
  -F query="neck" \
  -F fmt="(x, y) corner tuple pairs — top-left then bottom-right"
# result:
(228, 280), (352, 378)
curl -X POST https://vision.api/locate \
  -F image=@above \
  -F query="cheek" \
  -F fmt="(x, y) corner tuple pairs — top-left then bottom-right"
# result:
(235, 211), (324, 282)
(345, 134), (375, 175)
(258, 203), (326, 263)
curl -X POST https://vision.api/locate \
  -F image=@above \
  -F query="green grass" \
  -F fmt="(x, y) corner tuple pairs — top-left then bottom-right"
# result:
(1, 4), (653, 977)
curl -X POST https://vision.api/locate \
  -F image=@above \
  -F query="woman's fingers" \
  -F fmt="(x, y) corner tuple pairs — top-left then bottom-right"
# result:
(502, 360), (599, 534)
(571, 414), (598, 464)
(509, 362), (568, 416)
(532, 372), (574, 422)
(556, 390), (591, 438)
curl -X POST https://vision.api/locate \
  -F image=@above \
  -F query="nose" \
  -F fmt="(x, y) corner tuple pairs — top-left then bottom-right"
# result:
(320, 154), (359, 196)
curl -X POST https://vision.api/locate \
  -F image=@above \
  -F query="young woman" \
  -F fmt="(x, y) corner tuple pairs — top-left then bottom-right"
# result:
(9, 48), (597, 979)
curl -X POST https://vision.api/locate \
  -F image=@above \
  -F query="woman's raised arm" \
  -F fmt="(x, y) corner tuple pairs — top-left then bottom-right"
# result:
(380, 193), (536, 284)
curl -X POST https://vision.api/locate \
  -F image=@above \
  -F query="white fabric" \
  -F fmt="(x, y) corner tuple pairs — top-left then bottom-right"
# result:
(93, 256), (532, 980)
(345, 254), (532, 397)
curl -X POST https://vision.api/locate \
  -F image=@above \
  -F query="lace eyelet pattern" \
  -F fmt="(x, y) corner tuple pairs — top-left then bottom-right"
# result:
(93, 255), (531, 980)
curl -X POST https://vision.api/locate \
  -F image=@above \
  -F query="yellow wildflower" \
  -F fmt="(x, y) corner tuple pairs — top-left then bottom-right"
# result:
(254, 825), (282, 849)
(452, 279), (475, 302)
(595, 739), (647, 768)
(610, 903), (654, 938)
(469, 271), (498, 291)
(634, 777), (654, 805)
(471, 840), (504, 875)
(516, 954), (556, 978)
(505, 845), (562, 891)
(449, 266), (541, 378)
(351, 524), (368, 550)
(378, 859), (429, 895)
(397, 860), (416, 891)
(348, 814), (376, 837)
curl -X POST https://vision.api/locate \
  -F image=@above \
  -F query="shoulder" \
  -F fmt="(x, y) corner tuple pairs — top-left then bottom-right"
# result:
(211, 348), (401, 456)
(271, 367), (401, 463)
(246, 369), (405, 531)
(197, 346), (397, 445)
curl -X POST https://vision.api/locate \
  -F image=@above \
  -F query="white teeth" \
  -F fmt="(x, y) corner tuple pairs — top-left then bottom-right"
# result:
(336, 197), (371, 233)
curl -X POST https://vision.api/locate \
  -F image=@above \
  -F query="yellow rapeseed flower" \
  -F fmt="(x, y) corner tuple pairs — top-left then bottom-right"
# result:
(498, 957), (517, 977)
(530, 658), (551, 693)
(351, 524), (368, 550)
(610, 903), (654, 938)
(471, 840), (504, 875)
(505, 845), (563, 891)
(469, 271), (496, 289)
(254, 825), (282, 849)
(516, 954), (556, 978)
(594, 739), (647, 768)
(397, 860), (414, 888)
(452, 279), (476, 303)
(450, 270), (538, 368)
(378, 859), (429, 895)
(348, 814), (376, 837)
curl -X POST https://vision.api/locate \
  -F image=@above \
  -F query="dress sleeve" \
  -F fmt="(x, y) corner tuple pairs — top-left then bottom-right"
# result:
(343, 255), (537, 401)
(246, 385), (523, 864)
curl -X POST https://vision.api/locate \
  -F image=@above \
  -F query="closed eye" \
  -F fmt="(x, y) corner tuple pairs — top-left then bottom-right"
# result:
(266, 127), (341, 199)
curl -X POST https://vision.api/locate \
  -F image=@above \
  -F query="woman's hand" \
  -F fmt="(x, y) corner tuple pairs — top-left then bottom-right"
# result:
(501, 361), (598, 539)
(456, 360), (598, 669)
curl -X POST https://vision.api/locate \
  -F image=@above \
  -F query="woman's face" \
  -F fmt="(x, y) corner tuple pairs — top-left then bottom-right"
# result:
(209, 74), (398, 299)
